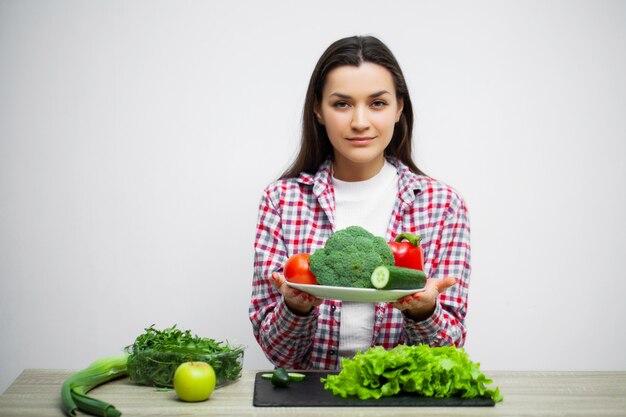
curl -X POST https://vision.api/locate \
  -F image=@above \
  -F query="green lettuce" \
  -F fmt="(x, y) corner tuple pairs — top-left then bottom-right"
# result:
(322, 345), (503, 402)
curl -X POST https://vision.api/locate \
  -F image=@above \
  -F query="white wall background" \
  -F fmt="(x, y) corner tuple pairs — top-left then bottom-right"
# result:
(1, 0), (625, 394)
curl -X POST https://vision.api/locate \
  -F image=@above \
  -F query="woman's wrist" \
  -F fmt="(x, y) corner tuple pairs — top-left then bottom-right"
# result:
(284, 298), (314, 316)
(402, 304), (436, 322)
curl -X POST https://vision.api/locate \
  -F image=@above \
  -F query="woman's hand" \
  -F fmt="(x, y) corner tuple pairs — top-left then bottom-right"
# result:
(392, 277), (456, 322)
(271, 272), (323, 316)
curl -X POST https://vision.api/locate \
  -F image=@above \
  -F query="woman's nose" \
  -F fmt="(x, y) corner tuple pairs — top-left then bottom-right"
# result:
(350, 106), (370, 130)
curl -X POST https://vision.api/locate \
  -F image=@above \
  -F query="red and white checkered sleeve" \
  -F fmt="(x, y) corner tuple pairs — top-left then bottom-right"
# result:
(404, 193), (470, 347)
(248, 188), (318, 368)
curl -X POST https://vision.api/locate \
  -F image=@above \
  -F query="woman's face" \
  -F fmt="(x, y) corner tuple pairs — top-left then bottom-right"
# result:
(315, 62), (403, 181)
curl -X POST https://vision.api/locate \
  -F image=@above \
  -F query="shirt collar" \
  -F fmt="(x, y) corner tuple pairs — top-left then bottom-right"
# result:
(296, 157), (424, 203)
(387, 157), (424, 206)
(296, 158), (333, 188)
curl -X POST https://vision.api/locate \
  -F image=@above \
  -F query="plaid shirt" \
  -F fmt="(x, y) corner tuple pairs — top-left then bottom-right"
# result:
(249, 158), (470, 369)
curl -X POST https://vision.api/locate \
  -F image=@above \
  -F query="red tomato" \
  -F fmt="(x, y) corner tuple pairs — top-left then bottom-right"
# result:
(284, 254), (318, 285)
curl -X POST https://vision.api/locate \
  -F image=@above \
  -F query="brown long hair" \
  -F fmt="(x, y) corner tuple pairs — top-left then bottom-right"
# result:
(280, 35), (424, 179)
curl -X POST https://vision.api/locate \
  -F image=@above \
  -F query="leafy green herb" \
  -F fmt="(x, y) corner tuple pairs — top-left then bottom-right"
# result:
(322, 345), (503, 402)
(125, 324), (243, 388)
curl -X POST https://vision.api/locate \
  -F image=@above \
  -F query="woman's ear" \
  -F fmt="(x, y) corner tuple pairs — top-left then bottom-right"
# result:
(395, 98), (404, 123)
(313, 102), (324, 125)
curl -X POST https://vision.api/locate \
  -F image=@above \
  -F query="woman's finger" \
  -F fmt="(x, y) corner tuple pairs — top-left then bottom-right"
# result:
(433, 277), (456, 293)
(392, 277), (456, 311)
(271, 271), (324, 313)
(270, 272), (283, 290)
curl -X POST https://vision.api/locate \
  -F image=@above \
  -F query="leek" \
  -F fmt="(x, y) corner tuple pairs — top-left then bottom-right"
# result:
(61, 354), (128, 417)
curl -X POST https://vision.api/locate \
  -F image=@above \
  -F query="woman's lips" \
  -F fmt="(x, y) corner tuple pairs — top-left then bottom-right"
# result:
(346, 136), (375, 145)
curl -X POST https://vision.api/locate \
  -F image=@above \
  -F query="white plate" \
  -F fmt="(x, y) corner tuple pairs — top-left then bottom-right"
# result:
(285, 282), (425, 303)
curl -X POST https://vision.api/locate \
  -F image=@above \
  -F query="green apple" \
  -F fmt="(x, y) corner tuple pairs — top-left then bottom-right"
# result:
(173, 361), (216, 402)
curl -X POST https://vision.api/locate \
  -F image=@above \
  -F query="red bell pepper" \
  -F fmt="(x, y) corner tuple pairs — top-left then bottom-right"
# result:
(388, 232), (424, 271)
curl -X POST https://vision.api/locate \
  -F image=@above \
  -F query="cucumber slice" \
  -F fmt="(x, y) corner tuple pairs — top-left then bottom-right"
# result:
(287, 372), (306, 382)
(261, 370), (307, 384)
(371, 265), (391, 289)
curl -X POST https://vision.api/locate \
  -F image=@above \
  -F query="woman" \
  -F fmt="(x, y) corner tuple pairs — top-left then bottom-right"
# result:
(249, 35), (469, 370)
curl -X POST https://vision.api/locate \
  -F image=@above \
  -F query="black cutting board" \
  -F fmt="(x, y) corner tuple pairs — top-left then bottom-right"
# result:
(253, 371), (495, 407)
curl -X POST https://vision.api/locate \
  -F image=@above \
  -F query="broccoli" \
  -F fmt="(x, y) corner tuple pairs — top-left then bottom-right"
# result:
(309, 226), (395, 288)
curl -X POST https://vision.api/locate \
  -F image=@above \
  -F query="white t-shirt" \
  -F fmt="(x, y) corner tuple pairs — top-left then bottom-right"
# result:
(332, 160), (399, 360)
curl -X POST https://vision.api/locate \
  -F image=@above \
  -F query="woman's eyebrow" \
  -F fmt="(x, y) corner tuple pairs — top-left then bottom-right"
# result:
(329, 90), (391, 99)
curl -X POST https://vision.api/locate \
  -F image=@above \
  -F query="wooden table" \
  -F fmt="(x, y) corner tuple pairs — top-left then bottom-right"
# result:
(0, 369), (625, 416)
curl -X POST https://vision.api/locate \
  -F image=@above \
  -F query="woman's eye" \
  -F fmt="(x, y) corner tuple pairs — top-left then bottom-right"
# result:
(332, 101), (350, 109)
(371, 100), (387, 108)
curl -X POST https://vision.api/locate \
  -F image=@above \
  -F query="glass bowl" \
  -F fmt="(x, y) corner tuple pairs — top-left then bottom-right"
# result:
(125, 345), (245, 388)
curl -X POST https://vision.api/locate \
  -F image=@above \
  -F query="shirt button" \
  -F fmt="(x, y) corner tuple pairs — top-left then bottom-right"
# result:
(330, 305), (336, 312)
(329, 350), (335, 355)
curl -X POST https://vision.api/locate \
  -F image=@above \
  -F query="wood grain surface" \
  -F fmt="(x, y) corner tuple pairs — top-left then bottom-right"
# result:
(0, 369), (625, 417)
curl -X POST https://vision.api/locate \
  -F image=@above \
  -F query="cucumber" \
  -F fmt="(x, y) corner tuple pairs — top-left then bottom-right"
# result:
(261, 369), (307, 386)
(270, 367), (290, 387)
(371, 265), (427, 290)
